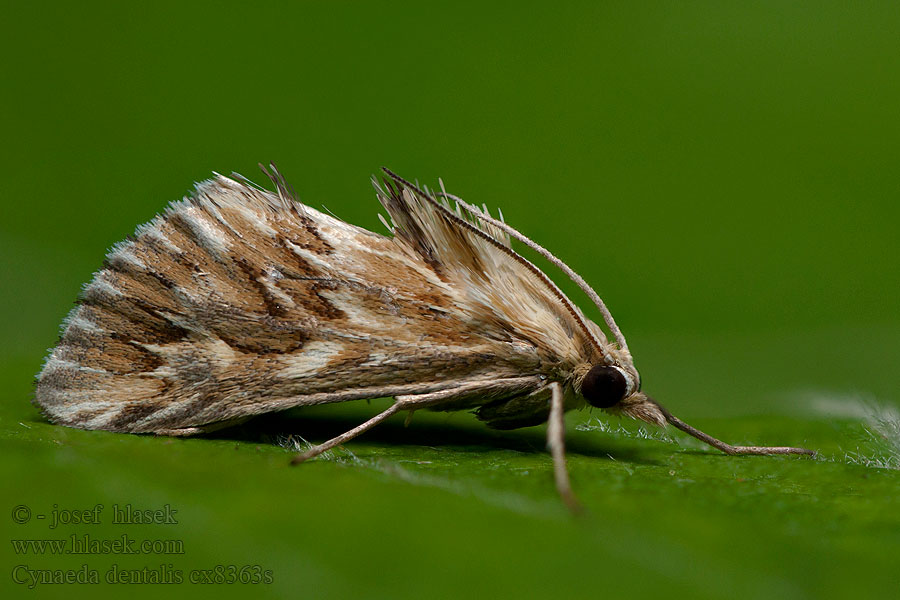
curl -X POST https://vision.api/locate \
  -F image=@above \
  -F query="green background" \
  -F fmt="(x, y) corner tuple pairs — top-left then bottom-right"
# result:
(2, 2), (899, 598)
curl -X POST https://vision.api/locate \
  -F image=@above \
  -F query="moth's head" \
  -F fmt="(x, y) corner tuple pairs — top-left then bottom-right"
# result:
(577, 363), (666, 427)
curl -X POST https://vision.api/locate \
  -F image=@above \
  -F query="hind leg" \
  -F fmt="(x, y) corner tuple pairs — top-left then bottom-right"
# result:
(289, 377), (542, 464)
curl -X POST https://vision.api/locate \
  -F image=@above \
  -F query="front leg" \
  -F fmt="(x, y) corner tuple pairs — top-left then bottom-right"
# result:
(546, 381), (582, 513)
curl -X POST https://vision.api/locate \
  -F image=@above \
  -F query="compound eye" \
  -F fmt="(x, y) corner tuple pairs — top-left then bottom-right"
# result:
(581, 365), (628, 408)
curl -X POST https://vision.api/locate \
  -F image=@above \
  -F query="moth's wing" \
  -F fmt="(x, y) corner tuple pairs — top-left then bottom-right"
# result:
(376, 175), (600, 366)
(34, 175), (550, 433)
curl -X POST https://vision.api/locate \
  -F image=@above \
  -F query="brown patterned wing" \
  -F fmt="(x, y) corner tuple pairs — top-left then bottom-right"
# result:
(34, 175), (544, 433)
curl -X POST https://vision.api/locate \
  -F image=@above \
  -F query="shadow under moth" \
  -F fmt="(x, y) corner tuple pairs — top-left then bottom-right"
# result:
(35, 165), (814, 511)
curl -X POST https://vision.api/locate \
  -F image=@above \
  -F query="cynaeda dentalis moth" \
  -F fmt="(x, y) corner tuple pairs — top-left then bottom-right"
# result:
(35, 165), (814, 511)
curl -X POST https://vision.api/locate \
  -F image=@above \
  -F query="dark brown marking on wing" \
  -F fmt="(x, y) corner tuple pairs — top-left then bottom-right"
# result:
(302, 278), (346, 320)
(295, 214), (334, 254)
(378, 178), (449, 282)
(234, 258), (289, 318)
(106, 400), (167, 430)
(77, 283), (189, 346)
(265, 233), (331, 280)
(215, 323), (309, 356)
(51, 312), (167, 376)
(97, 261), (181, 316)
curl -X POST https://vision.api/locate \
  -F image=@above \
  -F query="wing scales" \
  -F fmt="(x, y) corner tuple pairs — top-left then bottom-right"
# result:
(35, 174), (554, 433)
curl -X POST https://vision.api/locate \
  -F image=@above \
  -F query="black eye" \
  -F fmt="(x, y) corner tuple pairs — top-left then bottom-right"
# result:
(581, 365), (627, 408)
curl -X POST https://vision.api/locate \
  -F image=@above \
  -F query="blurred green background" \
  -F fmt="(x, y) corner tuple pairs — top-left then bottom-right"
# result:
(2, 2), (899, 599)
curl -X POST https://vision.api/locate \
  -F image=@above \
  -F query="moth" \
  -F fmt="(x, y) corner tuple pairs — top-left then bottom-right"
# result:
(35, 164), (813, 510)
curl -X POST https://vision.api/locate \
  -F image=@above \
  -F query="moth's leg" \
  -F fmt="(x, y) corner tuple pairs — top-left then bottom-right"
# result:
(290, 377), (542, 465)
(289, 390), (471, 463)
(290, 401), (404, 465)
(547, 381), (583, 514)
